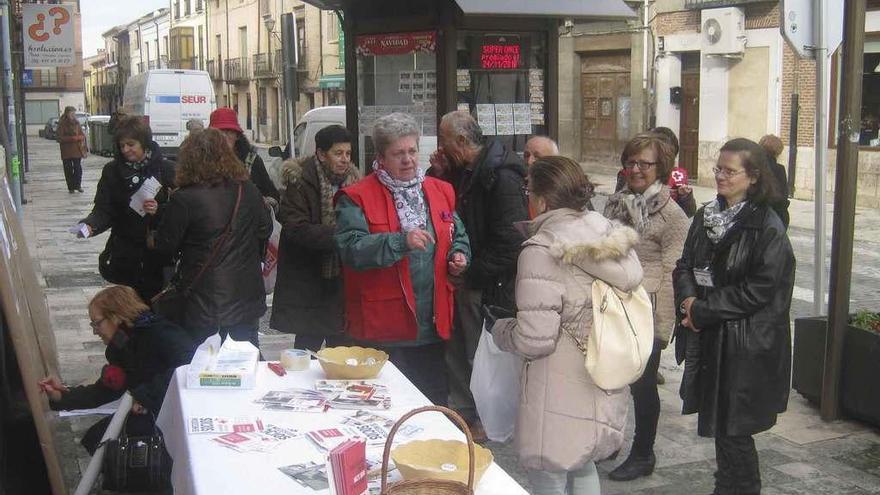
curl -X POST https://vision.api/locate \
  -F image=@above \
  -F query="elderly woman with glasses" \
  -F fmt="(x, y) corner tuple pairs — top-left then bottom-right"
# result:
(603, 132), (690, 482)
(38, 285), (196, 455)
(674, 138), (795, 495)
(334, 113), (471, 405)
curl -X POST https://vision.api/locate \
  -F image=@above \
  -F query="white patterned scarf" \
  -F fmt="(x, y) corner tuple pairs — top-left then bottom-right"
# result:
(373, 161), (428, 233)
(703, 197), (747, 244)
(608, 180), (663, 233)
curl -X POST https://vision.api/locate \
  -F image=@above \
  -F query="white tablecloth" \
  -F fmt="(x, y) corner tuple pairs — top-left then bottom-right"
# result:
(156, 361), (528, 495)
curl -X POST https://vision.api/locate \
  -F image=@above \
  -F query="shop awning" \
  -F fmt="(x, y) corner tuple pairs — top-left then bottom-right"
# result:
(453, 0), (637, 19)
(299, 0), (637, 19)
(319, 74), (345, 89)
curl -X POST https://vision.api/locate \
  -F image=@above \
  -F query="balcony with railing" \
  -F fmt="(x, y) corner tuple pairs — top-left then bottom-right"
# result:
(207, 59), (222, 80)
(147, 57), (169, 70)
(253, 53), (277, 78)
(224, 57), (250, 83)
(683, 0), (769, 8)
(170, 57), (199, 70)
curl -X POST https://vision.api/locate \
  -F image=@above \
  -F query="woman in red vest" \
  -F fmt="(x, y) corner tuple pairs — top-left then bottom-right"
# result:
(334, 113), (471, 405)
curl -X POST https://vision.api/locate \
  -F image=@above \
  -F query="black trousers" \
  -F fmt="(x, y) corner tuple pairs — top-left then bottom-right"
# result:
(62, 158), (82, 191)
(714, 435), (761, 495)
(629, 338), (663, 457)
(383, 342), (448, 407)
(294, 333), (350, 353)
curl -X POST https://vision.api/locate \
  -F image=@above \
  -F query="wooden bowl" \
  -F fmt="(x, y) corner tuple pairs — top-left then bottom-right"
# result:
(391, 439), (493, 485)
(316, 346), (388, 379)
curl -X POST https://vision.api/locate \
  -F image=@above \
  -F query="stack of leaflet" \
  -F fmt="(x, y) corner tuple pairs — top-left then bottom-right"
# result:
(315, 380), (392, 410)
(327, 439), (368, 495)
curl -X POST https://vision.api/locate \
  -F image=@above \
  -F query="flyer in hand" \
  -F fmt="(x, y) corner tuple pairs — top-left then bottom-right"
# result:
(315, 380), (392, 410)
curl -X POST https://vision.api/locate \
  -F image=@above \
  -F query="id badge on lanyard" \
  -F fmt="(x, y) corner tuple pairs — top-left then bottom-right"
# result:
(693, 267), (714, 288)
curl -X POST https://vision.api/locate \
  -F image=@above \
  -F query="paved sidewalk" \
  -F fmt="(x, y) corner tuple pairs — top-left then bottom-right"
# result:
(19, 137), (880, 494)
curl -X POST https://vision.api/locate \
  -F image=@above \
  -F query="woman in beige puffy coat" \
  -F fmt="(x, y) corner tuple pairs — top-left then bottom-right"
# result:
(603, 133), (690, 482)
(491, 156), (643, 495)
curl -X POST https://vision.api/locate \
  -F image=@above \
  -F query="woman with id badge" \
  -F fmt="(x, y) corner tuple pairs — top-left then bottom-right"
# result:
(673, 138), (795, 495)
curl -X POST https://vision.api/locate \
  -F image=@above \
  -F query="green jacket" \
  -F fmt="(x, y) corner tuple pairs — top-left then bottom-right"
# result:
(335, 192), (471, 346)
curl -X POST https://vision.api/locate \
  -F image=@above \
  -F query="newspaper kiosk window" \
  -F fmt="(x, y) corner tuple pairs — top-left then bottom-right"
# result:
(456, 32), (547, 154)
(356, 31), (438, 169)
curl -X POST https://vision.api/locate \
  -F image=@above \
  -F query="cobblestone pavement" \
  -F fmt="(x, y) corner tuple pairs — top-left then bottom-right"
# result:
(20, 138), (880, 494)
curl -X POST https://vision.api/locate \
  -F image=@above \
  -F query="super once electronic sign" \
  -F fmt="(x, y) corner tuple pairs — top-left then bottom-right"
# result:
(480, 43), (521, 69)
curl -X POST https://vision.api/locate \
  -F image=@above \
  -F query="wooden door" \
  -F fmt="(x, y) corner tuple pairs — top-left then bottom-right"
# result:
(679, 72), (700, 178)
(580, 52), (631, 163)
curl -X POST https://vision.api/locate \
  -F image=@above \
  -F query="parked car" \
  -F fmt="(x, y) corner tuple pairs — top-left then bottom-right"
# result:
(42, 117), (59, 139)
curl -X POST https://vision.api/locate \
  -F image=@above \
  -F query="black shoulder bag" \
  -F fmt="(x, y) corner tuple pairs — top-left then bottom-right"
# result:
(151, 183), (243, 323)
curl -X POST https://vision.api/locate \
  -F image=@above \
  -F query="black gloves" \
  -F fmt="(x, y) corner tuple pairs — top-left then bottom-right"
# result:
(481, 304), (515, 333)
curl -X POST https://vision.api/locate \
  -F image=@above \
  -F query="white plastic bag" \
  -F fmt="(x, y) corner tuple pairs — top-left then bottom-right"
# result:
(469, 324), (522, 442)
(262, 208), (282, 294)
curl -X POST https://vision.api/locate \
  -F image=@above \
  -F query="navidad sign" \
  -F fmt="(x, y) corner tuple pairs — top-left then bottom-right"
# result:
(22, 3), (76, 68)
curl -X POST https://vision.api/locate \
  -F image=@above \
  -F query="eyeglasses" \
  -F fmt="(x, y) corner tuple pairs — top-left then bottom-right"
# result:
(712, 167), (746, 179)
(89, 318), (106, 330)
(623, 160), (657, 171)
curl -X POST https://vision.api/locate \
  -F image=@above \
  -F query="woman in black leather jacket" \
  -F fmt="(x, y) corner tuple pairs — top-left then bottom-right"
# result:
(156, 128), (272, 346)
(673, 138), (795, 495)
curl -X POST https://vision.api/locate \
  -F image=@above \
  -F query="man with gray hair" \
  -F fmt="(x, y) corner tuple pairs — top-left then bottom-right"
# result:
(429, 110), (528, 437)
(524, 135), (559, 166)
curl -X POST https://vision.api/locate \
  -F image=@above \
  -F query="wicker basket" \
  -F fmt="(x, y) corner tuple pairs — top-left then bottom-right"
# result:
(380, 406), (476, 495)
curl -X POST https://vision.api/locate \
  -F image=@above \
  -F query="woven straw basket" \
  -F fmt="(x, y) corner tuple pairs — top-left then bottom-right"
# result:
(380, 406), (477, 495)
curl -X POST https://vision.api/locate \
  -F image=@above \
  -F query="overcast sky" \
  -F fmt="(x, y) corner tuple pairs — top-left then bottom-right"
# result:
(81, 0), (169, 57)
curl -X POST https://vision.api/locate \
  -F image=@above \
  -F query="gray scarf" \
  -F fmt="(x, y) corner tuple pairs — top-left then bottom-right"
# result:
(607, 180), (663, 233)
(373, 162), (427, 233)
(703, 198), (747, 244)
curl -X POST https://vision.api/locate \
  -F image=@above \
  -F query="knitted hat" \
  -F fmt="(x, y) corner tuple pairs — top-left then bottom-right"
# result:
(209, 107), (243, 134)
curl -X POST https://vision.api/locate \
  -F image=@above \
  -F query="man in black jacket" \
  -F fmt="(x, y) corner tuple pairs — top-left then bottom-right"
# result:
(430, 110), (528, 435)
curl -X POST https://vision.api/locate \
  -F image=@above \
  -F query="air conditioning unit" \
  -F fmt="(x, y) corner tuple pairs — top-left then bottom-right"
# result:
(701, 7), (746, 55)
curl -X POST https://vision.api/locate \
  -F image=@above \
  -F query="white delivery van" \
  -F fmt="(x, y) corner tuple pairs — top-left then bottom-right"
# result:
(123, 69), (216, 157)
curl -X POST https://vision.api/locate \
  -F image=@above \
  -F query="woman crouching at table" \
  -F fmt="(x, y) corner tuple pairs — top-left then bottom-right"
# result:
(334, 112), (470, 406)
(39, 285), (196, 454)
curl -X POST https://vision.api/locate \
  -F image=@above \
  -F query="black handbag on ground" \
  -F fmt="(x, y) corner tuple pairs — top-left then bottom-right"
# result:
(101, 415), (171, 492)
(151, 183), (243, 323)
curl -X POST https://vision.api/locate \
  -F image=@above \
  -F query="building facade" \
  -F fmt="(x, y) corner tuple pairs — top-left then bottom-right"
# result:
(556, 3), (648, 166)
(169, 0), (208, 70)
(21, 1), (85, 134)
(205, 0), (325, 143)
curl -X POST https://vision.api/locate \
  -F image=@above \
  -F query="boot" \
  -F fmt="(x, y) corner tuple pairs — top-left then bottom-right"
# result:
(608, 452), (656, 481)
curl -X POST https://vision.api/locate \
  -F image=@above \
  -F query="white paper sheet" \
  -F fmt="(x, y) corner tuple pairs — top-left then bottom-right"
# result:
(58, 398), (121, 417)
(128, 176), (162, 217)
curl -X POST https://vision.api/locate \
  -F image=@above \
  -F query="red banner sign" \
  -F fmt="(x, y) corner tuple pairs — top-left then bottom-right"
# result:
(356, 31), (437, 56)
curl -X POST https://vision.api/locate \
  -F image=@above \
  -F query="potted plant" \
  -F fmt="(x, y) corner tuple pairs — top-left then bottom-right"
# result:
(792, 311), (880, 427)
